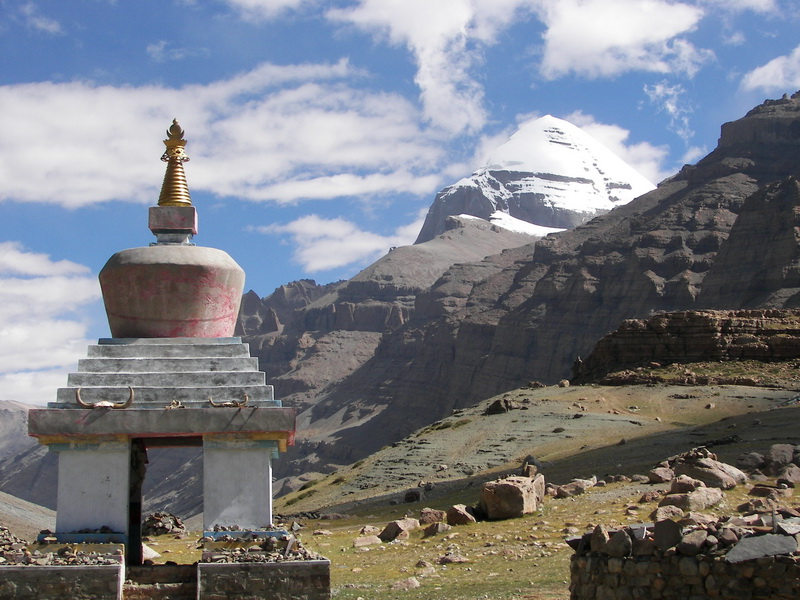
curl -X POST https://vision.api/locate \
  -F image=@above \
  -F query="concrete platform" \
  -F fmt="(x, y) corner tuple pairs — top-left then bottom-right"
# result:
(29, 407), (295, 442)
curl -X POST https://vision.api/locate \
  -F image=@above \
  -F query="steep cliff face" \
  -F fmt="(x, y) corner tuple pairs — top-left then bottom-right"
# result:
(698, 177), (800, 308)
(240, 217), (539, 420)
(573, 309), (800, 383)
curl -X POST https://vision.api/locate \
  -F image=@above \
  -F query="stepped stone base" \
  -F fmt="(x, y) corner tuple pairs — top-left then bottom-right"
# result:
(50, 337), (278, 409)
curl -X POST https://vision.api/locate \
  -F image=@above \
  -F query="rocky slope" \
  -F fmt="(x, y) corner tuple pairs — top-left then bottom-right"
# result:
(255, 92), (800, 481)
(415, 115), (655, 243)
(238, 216), (540, 424)
(573, 309), (800, 383)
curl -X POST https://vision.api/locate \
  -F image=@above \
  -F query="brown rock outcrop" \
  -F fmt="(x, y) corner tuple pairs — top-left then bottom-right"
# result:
(478, 475), (544, 520)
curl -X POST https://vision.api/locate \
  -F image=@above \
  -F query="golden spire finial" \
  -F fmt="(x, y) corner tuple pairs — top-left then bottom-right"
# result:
(157, 118), (193, 206)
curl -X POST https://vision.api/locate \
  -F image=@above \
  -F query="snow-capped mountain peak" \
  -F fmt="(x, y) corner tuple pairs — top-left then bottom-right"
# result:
(416, 115), (656, 244)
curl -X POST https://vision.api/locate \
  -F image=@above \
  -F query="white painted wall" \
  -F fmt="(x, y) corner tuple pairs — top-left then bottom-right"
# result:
(203, 443), (273, 530)
(55, 441), (131, 534)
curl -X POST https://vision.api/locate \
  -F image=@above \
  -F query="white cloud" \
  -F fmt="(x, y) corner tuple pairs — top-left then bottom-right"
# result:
(254, 213), (424, 272)
(0, 60), (450, 207)
(224, 0), (312, 20)
(0, 242), (91, 276)
(680, 146), (707, 165)
(19, 2), (62, 34)
(563, 111), (672, 184)
(741, 45), (800, 91)
(146, 41), (208, 62)
(644, 81), (695, 143)
(0, 243), (101, 405)
(534, 0), (711, 79)
(327, 0), (541, 135)
(328, 0), (487, 135)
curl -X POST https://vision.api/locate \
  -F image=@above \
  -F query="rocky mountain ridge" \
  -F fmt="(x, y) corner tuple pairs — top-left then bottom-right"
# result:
(573, 309), (800, 383)
(239, 92), (800, 483)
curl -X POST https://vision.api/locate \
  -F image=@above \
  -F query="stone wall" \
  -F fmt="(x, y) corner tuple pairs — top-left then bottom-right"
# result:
(0, 565), (123, 600)
(570, 552), (800, 599)
(198, 560), (331, 600)
(123, 564), (196, 600)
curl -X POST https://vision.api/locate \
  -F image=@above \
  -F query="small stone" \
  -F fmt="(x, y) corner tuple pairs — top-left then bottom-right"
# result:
(605, 530), (633, 557)
(670, 474), (705, 494)
(648, 467), (674, 483)
(438, 552), (469, 564)
(423, 522), (451, 538)
(353, 535), (382, 548)
(651, 505), (685, 522)
(391, 577), (420, 590)
(419, 508), (447, 524)
(654, 519), (682, 551)
(379, 518), (420, 542)
(446, 504), (477, 526)
(677, 529), (708, 556)
(639, 490), (663, 503)
(717, 527), (739, 545)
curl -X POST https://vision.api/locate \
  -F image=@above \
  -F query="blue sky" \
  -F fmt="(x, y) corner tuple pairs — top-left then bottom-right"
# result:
(1, 0), (798, 403)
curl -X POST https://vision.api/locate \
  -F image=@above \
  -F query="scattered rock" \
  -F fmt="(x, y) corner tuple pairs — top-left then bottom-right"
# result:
(737, 451), (766, 471)
(590, 525), (610, 553)
(484, 398), (521, 415)
(648, 467), (674, 483)
(391, 577), (420, 590)
(353, 535), (382, 548)
(360, 525), (380, 535)
(438, 552), (469, 564)
(653, 519), (682, 551)
(446, 504), (477, 526)
(142, 512), (185, 537)
(777, 463), (800, 483)
(419, 508), (447, 525)
(670, 474), (705, 494)
(422, 522), (451, 538)
(677, 529), (707, 556)
(479, 475), (543, 520)
(638, 490), (663, 503)
(660, 487), (724, 512)
(379, 518), (420, 542)
(650, 505), (685, 522)
(605, 530), (632, 558)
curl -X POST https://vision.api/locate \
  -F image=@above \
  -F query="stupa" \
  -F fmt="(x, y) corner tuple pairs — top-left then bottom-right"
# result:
(27, 120), (296, 565)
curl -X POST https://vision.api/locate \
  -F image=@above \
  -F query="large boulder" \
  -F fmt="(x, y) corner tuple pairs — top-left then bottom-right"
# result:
(659, 487), (724, 511)
(479, 475), (542, 520)
(379, 518), (420, 542)
(674, 457), (746, 490)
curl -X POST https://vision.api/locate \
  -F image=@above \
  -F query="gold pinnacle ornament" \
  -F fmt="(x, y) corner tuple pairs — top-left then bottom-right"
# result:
(157, 119), (193, 206)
